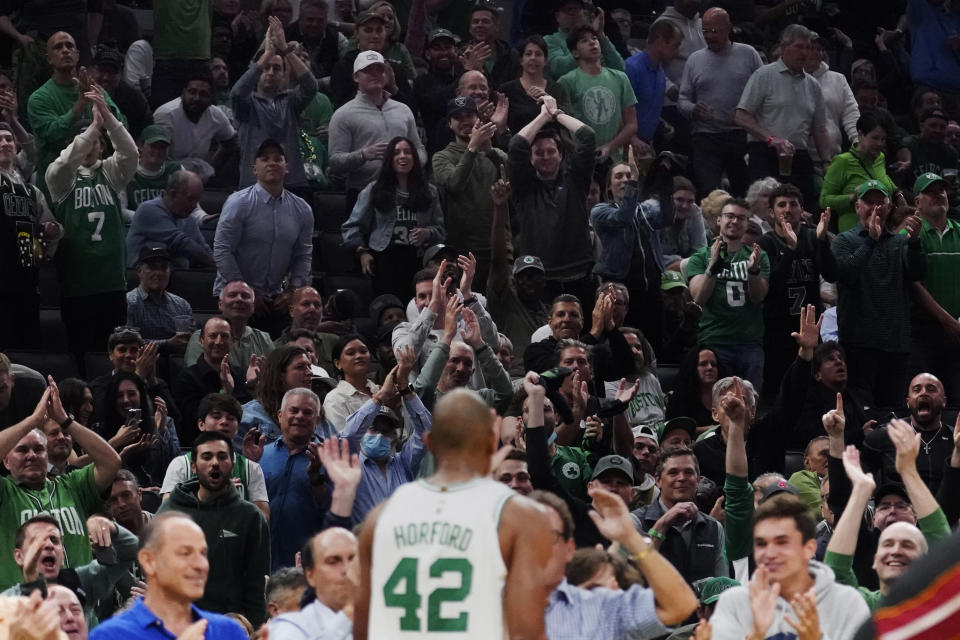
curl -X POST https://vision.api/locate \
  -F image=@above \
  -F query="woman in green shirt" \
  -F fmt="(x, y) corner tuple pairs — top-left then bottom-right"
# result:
(820, 114), (899, 232)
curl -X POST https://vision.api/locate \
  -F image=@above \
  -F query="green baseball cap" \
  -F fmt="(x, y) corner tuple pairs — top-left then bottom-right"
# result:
(661, 270), (688, 291)
(699, 577), (739, 604)
(913, 172), (946, 194)
(855, 179), (891, 200)
(140, 124), (172, 145)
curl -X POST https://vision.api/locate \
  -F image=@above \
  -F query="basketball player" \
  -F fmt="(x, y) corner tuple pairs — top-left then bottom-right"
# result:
(356, 388), (553, 639)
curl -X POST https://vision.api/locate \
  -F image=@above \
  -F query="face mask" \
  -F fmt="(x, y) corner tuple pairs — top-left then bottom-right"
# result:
(362, 433), (392, 459)
(547, 430), (558, 447)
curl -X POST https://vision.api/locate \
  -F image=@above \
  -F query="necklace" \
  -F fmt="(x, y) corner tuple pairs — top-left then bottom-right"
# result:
(919, 424), (943, 455)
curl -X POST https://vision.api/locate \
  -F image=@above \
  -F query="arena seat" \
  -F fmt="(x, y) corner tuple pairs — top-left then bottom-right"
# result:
(657, 365), (681, 394)
(314, 191), (349, 233)
(6, 351), (78, 381)
(317, 231), (360, 275)
(39, 309), (69, 352)
(169, 270), (219, 313)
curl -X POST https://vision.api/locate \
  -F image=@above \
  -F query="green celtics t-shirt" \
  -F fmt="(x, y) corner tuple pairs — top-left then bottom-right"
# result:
(687, 244), (771, 346)
(557, 66), (637, 152)
(551, 445), (593, 503)
(0, 465), (102, 589)
(127, 162), (181, 212)
(153, 0), (211, 60)
(54, 169), (127, 297)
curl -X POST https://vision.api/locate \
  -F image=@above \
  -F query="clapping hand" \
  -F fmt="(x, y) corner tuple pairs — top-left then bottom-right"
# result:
(458, 252), (477, 298)
(395, 343), (415, 385)
(749, 565), (781, 639)
(816, 208), (831, 240)
(586, 485), (636, 544)
(747, 243), (762, 271)
(219, 354), (235, 395)
(888, 418), (920, 476)
(841, 444), (875, 490)
(785, 589), (821, 640)
(490, 165), (510, 205)
(776, 211), (798, 249)
(317, 435), (361, 492)
(242, 428), (266, 462)
(460, 306), (484, 349)
(614, 377), (640, 404)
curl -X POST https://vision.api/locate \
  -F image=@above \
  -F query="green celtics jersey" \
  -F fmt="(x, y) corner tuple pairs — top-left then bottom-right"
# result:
(126, 162), (181, 212)
(0, 465), (102, 590)
(54, 169), (127, 297)
(687, 244), (771, 346)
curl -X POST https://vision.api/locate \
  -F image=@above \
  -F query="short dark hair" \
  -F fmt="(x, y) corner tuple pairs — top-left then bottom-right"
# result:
(532, 126), (562, 150)
(532, 490), (574, 540)
(197, 393), (242, 422)
(722, 196), (750, 211)
(113, 468), (140, 489)
(856, 113), (885, 137)
(15, 515), (61, 549)
(648, 18), (681, 44)
(107, 326), (143, 351)
(265, 567), (308, 604)
(413, 267), (437, 287)
(654, 446), (700, 477)
(753, 493), (817, 542)
(812, 341), (845, 376)
(184, 72), (214, 90)
(567, 24), (600, 53)
(287, 327), (319, 344)
(551, 294), (582, 313)
(852, 79), (878, 93)
(519, 34), (548, 58)
(767, 183), (803, 209)
(190, 430), (233, 460)
(332, 333), (369, 365)
(470, 4), (498, 20)
(504, 449), (527, 462)
(201, 315), (231, 338)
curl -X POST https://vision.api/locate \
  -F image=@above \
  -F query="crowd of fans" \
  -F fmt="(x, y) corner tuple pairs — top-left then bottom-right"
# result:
(1, 0), (960, 638)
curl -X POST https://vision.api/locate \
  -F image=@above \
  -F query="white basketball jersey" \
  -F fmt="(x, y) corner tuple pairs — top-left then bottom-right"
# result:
(368, 477), (515, 639)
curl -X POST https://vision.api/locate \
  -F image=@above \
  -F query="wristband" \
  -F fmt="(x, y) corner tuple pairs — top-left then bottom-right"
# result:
(766, 135), (776, 147)
(647, 527), (665, 542)
(462, 296), (477, 306)
(708, 258), (728, 276)
(747, 266), (761, 275)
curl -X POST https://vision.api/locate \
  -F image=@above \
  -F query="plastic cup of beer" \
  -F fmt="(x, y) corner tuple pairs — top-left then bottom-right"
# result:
(778, 150), (794, 177)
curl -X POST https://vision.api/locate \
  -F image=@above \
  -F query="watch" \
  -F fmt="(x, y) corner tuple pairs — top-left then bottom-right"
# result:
(60, 414), (74, 431)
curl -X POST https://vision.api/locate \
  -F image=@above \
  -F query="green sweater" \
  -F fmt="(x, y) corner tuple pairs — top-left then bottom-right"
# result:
(789, 469), (823, 523)
(27, 79), (126, 194)
(160, 479), (270, 627)
(824, 508), (951, 611)
(819, 147), (896, 232)
(723, 474), (754, 562)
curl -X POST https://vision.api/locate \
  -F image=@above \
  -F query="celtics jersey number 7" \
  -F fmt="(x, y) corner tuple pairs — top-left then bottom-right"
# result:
(369, 478), (515, 638)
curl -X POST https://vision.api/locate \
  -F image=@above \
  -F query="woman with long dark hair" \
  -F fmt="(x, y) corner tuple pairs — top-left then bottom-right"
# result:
(342, 136), (445, 299)
(499, 35), (569, 134)
(665, 346), (730, 431)
(58, 378), (95, 426)
(238, 344), (329, 447)
(92, 372), (180, 486)
(322, 333), (379, 432)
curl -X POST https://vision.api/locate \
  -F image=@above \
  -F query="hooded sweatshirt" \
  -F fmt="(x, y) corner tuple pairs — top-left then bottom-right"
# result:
(710, 559), (871, 640)
(160, 478), (270, 627)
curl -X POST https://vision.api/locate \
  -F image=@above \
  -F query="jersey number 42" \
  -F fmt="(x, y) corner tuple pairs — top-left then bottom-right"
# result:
(383, 557), (473, 632)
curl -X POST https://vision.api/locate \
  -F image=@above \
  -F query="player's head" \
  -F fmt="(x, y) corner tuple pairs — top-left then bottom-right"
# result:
(425, 389), (498, 473)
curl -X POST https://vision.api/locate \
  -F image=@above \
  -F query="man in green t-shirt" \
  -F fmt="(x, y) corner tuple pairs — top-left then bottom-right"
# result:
(121, 124), (183, 222)
(0, 378), (122, 590)
(557, 25), (637, 162)
(909, 172), (960, 399)
(687, 197), (770, 392)
(904, 109), (959, 188)
(151, 0), (213, 108)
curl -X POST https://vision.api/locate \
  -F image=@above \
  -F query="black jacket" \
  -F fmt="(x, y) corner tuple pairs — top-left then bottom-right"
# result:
(172, 358), (251, 446)
(630, 499), (726, 585)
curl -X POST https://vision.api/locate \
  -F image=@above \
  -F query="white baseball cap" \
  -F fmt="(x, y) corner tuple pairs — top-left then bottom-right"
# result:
(354, 50), (387, 73)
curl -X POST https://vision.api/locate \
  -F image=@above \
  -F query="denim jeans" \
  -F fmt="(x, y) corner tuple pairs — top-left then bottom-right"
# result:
(710, 344), (765, 395)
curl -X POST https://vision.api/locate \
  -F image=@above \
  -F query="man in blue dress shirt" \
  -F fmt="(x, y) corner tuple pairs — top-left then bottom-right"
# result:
(89, 512), (248, 640)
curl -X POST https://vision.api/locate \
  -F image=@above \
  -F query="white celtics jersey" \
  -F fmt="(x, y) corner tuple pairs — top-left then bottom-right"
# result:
(369, 477), (515, 639)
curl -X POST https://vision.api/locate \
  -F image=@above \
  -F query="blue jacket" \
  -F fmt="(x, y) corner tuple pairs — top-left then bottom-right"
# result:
(341, 182), (445, 252)
(590, 182), (670, 280)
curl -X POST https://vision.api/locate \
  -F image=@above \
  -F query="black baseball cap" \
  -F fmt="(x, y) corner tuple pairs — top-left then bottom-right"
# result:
(875, 483), (910, 505)
(446, 96), (479, 119)
(136, 242), (171, 266)
(255, 138), (286, 159)
(759, 479), (800, 503)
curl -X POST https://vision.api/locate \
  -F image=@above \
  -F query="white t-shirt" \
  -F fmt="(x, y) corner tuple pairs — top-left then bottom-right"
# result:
(160, 453), (269, 504)
(153, 98), (236, 162)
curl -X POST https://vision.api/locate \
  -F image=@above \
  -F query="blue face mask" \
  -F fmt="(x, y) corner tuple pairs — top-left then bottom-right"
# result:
(361, 433), (393, 459)
(547, 430), (558, 447)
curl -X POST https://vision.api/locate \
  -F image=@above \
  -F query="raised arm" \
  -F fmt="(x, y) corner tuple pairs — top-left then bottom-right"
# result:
(500, 496), (552, 640)
(888, 419), (942, 521)
(689, 238), (723, 305)
(47, 378), (121, 491)
(487, 167), (511, 294)
(825, 446), (875, 566)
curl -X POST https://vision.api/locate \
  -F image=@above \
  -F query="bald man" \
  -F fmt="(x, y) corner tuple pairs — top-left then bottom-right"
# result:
(275, 286), (340, 374)
(89, 513), (248, 640)
(269, 528), (358, 639)
(356, 389), (553, 639)
(677, 6), (761, 196)
(48, 585), (87, 640)
(825, 419), (951, 610)
(27, 32), (126, 195)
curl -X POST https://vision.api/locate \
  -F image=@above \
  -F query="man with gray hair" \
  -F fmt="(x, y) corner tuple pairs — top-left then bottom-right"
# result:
(185, 279), (274, 367)
(265, 567), (309, 619)
(125, 169), (213, 268)
(735, 24), (831, 211)
(260, 387), (330, 569)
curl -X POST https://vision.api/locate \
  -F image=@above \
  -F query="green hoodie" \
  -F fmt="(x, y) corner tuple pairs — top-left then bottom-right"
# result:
(159, 478), (270, 626)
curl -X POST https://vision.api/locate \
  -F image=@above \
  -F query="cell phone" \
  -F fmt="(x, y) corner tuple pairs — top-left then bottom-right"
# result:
(19, 578), (47, 599)
(249, 428), (262, 441)
(126, 408), (142, 425)
(442, 264), (462, 294)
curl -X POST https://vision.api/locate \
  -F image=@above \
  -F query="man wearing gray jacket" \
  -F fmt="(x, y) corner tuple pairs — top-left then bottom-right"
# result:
(710, 493), (870, 640)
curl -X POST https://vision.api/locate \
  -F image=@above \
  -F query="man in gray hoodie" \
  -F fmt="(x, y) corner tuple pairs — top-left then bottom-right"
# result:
(710, 493), (870, 640)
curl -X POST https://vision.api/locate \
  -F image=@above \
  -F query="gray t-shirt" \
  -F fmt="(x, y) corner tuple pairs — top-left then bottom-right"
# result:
(736, 59), (826, 149)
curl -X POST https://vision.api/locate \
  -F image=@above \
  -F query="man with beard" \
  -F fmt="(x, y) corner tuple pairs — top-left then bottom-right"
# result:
(267, 527), (357, 640)
(172, 318), (252, 445)
(825, 419), (951, 610)
(910, 173), (960, 399)
(159, 431), (270, 627)
(91, 46), (152, 141)
(185, 280), (274, 368)
(433, 97), (507, 291)
(862, 373), (955, 493)
(153, 74), (238, 181)
(413, 29), (462, 157)
(4, 513), (138, 621)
